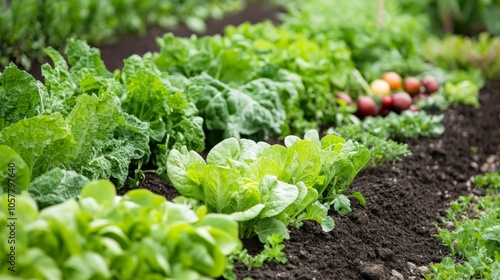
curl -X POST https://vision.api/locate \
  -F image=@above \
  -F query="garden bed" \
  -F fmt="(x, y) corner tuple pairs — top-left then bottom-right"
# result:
(18, 2), (500, 279)
(119, 83), (499, 279)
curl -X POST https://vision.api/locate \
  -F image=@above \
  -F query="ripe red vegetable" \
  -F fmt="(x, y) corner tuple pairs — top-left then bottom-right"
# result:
(381, 95), (393, 108)
(335, 92), (353, 105)
(391, 92), (412, 112)
(422, 76), (440, 94)
(382, 72), (402, 90)
(356, 96), (376, 118)
(403, 77), (421, 96)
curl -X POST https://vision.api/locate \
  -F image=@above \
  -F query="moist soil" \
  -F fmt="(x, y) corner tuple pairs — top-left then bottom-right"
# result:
(28, 3), (500, 279)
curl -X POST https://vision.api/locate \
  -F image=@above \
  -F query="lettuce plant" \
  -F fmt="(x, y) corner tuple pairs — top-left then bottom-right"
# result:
(166, 130), (370, 241)
(0, 180), (241, 279)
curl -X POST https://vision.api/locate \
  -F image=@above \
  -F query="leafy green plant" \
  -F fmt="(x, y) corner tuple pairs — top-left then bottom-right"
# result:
(0, 39), (209, 204)
(0, 180), (242, 279)
(224, 233), (287, 280)
(166, 130), (370, 241)
(427, 172), (500, 279)
(0, 0), (247, 69)
(424, 33), (500, 81)
(329, 111), (445, 166)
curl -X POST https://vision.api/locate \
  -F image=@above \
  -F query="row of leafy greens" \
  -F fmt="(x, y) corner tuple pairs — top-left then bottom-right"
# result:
(167, 130), (370, 242)
(0, 0), (249, 69)
(0, 39), (207, 208)
(0, 180), (241, 279)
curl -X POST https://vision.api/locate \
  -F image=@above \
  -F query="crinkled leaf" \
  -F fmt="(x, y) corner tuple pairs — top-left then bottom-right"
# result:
(28, 168), (89, 209)
(0, 63), (42, 130)
(0, 114), (76, 179)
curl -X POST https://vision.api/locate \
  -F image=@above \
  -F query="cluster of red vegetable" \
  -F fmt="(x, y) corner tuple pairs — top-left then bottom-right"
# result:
(336, 72), (440, 118)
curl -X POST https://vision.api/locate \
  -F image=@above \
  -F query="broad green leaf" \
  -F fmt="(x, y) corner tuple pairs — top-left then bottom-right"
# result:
(28, 168), (89, 209)
(123, 189), (166, 208)
(0, 63), (42, 130)
(0, 145), (30, 194)
(81, 180), (116, 205)
(196, 214), (241, 254)
(303, 201), (334, 232)
(167, 147), (205, 201)
(303, 129), (321, 147)
(320, 134), (346, 149)
(230, 203), (265, 222)
(259, 175), (298, 218)
(67, 93), (124, 163)
(201, 166), (242, 213)
(283, 140), (322, 186)
(254, 218), (289, 243)
(0, 114), (76, 179)
(284, 135), (300, 148)
(17, 248), (62, 280)
(63, 251), (111, 280)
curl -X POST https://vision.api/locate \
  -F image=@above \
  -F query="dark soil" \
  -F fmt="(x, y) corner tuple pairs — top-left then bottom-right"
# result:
(27, 3), (500, 279)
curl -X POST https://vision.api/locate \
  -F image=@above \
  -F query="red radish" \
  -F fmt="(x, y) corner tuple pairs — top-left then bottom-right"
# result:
(382, 72), (402, 90)
(356, 96), (377, 118)
(409, 104), (420, 112)
(391, 92), (412, 112)
(381, 95), (393, 108)
(335, 92), (353, 105)
(422, 76), (440, 94)
(403, 77), (421, 96)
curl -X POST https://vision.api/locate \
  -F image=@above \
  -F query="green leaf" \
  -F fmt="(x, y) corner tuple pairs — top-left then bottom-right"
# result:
(350, 192), (366, 208)
(0, 114), (76, 179)
(0, 63), (43, 130)
(283, 140), (322, 186)
(303, 201), (334, 232)
(201, 166), (242, 213)
(230, 203), (265, 221)
(254, 218), (289, 243)
(259, 175), (299, 218)
(63, 251), (111, 280)
(333, 194), (352, 216)
(80, 180), (116, 205)
(28, 168), (89, 209)
(123, 189), (166, 208)
(65, 39), (111, 80)
(67, 93), (124, 163)
(167, 147), (206, 201)
(0, 145), (30, 194)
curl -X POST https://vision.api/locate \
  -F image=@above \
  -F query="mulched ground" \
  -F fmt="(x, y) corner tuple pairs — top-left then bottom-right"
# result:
(27, 3), (500, 279)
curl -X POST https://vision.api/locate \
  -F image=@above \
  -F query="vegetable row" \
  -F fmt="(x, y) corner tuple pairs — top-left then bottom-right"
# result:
(0, 0), (249, 69)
